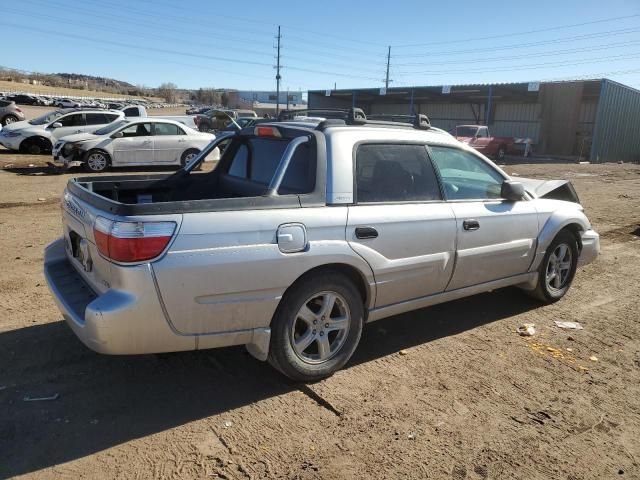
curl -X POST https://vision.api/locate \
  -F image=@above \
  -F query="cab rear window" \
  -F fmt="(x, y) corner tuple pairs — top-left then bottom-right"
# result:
(226, 137), (315, 194)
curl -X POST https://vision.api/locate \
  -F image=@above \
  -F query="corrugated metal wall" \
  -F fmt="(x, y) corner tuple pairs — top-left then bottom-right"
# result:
(591, 80), (640, 163)
(492, 103), (541, 141)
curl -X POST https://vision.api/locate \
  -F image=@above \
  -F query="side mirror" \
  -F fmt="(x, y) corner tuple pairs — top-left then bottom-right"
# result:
(112, 131), (123, 139)
(501, 180), (525, 201)
(50, 122), (62, 129)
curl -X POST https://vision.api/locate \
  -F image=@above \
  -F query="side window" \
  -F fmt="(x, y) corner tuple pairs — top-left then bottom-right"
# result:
(154, 123), (182, 136)
(57, 114), (85, 127)
(104, 114), (120, 122)
(85, 113), (109, 125)
(123, 107), (139, 117)
(429, 146), (504, 200)
(120, 123), (152, 137)
(477, 128), (489, 138)
(228, 144), (249, 178)
(355, 144), (442, 203)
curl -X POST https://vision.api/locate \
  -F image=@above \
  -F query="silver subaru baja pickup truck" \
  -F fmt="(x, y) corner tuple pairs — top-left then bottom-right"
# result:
(44, 109), (599, 381)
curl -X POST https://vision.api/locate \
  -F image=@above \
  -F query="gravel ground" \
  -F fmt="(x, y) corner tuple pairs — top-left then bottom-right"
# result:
(0, 140), (639, 479)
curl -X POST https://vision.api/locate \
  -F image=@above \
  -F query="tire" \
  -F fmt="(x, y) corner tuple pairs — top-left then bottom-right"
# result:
(84, 150), (110, 172)
(496, 145), (507, 161)
(180, 148), (200, 167)
(268, 272), (364, 382)
(56, 103), (63, 108)
(1, 115), (19, 126)
(20, 137), (51, 155)
(529, 230), (579, 304)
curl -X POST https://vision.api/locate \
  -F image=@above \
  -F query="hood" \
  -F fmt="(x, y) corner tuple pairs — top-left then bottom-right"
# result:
(58, 132), (98, 143)
(513, 177), (581, 204)
(1, 120), (31, 132)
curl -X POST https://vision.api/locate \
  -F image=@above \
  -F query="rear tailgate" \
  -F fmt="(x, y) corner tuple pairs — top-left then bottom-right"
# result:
(61, 189), (116, 294)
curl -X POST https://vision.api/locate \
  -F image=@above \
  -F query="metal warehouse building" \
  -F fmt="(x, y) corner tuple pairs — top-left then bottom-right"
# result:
(308, 79), (640, 163)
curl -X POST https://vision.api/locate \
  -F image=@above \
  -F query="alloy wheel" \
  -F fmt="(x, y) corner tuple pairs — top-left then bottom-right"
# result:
(545, 243), (572, 292)
(290, 291), (351, 364)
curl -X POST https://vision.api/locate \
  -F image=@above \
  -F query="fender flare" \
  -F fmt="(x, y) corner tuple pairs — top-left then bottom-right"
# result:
(530, 208), (591, 271)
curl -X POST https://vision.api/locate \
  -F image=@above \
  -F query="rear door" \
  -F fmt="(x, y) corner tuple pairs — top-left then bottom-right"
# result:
(347, 143), (456, 307)
(152, 122), (186, 164)
(111, 122), (153, 164)
(428, 146), (539, 290)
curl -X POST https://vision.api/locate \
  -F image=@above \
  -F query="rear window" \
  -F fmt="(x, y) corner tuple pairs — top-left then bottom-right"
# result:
(226, 137), (315, 194)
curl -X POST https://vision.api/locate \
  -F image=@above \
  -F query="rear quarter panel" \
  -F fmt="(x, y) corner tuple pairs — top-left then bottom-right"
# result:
(152, 206), (375, 335)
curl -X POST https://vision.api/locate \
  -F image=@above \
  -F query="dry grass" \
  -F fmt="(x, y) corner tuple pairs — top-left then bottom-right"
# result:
(0, 80), (162, 101)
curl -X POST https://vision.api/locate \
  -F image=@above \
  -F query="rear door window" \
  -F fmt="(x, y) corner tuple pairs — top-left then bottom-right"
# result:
(355, 144), (442, 203)
(85, 113), (110, 125)
(154, 123), (184, 136)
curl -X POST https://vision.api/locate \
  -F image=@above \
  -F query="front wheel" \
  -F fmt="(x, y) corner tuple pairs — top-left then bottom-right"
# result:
(496, 145), (507, 161)
(529, 230), (579, 303)
(84, 150), (110, 172)
(268, 272), (364, 382)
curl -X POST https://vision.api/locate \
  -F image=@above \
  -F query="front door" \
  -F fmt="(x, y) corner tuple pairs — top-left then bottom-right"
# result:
(428, 145), (539, 290)
(49, 112), (86, 140)
(347, 143), (457, 308)
(111, 122), (153, 164)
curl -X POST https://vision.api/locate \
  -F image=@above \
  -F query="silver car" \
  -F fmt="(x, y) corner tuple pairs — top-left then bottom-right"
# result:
(44, 111), (599, 381)
(0, 99), (25, 126)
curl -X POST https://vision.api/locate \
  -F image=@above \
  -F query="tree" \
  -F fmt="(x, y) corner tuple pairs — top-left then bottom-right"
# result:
(158, 82), (178, 103)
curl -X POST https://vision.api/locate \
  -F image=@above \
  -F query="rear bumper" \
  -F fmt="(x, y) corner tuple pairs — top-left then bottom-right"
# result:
(44, 238), (196, 354)
(43, 238), (271, 358)
(578, 229), (600, 267)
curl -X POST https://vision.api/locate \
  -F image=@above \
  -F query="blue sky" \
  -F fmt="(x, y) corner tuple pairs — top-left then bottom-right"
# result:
(3, 0), (640, 92)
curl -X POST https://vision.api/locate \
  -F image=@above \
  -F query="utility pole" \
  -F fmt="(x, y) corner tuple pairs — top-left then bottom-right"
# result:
(275, 25), (282, 116)
(385, 45), (391, 90)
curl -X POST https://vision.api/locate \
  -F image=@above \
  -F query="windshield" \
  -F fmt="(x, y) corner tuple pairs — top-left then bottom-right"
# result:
(94, 119), (129, 135)
(29, 110), (64, 125)
(455, 126), (479, 137)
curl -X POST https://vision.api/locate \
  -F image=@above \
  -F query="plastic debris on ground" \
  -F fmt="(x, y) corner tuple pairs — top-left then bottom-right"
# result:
(554, 321), (584, 330)
(517, 323), (536, 336)
(23, 393), (59, 402)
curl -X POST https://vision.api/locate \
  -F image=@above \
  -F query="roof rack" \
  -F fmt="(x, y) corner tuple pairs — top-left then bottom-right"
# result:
(277, 108), (366, 122)
(277, 108), (432, 131)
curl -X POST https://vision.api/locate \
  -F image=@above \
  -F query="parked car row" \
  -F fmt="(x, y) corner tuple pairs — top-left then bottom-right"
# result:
(0, 104), (216, 170)
(0, 92), (186, 110)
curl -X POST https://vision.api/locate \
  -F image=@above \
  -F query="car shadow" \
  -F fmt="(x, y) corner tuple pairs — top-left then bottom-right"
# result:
(0, 287), (540, 478)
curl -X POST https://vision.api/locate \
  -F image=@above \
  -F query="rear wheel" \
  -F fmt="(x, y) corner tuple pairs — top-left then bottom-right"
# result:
(268, 272), (364, 382)
(85, 150), (110, 172)
(1, 115), (19, 126)
(529, 230), (579, 303)
(180, 148), (200, 167)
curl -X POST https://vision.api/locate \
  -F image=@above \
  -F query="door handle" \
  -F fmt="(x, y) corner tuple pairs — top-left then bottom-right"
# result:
(355, 226), (378, 239)
(463, 219), (480, 231)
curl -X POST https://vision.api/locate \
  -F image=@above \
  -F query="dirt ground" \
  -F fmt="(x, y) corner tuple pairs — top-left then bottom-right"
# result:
(0, 128), (639, 479)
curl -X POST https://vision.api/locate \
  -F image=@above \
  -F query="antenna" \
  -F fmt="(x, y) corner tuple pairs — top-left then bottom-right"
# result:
(275, 25), (282, 117)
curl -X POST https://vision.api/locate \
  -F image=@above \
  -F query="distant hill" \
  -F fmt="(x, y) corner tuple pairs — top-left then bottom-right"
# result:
(0, 66), (147, 97)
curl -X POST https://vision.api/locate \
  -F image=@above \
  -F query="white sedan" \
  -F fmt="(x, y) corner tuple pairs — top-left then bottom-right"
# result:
(52, 118), (217, 172)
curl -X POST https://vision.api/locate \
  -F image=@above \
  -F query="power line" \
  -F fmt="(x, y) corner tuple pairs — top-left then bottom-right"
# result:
(394, 27), (640, 58)
(3, 8), (276, 59)
(393, 13), (640, 48)
(394, 40), (640, 68)
(395, 51), (640, 76)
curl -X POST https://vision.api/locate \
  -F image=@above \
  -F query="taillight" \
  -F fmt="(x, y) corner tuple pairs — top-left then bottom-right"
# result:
(16, 107), (22, 113)
(94, 216), (176, 263)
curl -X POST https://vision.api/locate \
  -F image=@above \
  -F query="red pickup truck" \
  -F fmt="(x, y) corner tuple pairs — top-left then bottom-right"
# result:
(455, 125), (514, 160)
